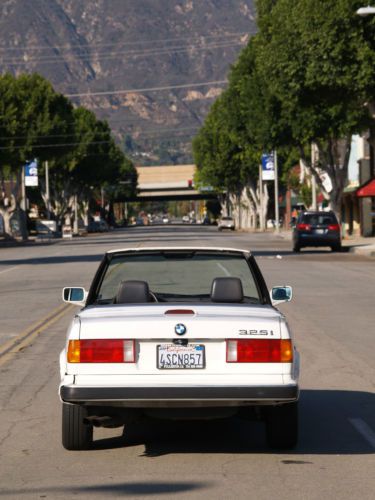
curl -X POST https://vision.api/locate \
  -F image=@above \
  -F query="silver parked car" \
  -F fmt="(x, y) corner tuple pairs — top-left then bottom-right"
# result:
(218, 216), (235, 231)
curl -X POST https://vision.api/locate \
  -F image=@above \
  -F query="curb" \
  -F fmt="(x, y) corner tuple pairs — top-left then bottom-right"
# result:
(348, 245), (375, 258)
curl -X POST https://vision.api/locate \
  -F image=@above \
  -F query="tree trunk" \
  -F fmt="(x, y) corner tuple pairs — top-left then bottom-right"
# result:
(299, 137), (351, 223)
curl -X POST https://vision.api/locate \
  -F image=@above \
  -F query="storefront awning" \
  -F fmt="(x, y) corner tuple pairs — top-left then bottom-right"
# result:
(357, 178), (375, 197)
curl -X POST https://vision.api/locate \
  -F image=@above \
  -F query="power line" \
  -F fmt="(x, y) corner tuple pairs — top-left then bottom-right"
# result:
(1, 40), (245, 66)
(0, 140), (112, 151)
(0, 126), (199, 141)
(66, 80), (227, 98)
(0, 31), (248, 53)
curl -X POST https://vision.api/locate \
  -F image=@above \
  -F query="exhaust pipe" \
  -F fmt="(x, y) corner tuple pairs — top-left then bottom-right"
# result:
(84, 416), (124, 428)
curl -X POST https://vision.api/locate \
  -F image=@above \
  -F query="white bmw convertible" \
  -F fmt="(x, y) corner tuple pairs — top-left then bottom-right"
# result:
(59, 247), (300, 450)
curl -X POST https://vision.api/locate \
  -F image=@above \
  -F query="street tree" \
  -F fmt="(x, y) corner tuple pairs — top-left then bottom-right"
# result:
(39, 107), (137, 228)
(255, 0), (375, 219)
(0, 73), (74, 237)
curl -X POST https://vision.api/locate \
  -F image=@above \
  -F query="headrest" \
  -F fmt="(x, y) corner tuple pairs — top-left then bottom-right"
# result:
(116, 280), (150, 304)
(210, 277), (244, 303)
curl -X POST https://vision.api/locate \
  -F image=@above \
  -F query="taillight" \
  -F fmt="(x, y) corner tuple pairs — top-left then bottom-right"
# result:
(297, 223), (311, 231)
(67, 339), (135, 363)
(328, 224), (340, 232)
(226, 339), (293, 363)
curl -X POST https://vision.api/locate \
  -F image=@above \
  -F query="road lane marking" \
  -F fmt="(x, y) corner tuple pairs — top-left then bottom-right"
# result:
(349, 418), (375, 449)
(0, 266), (19, 275)
(0, 303), (73, 367)
(216, 263), (230, 276)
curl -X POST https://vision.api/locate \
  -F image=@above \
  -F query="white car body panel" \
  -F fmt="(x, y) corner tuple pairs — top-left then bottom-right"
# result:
(60, 305), (299, 402)
(59, 246), (299, 406)
(59, 246), (300, 450)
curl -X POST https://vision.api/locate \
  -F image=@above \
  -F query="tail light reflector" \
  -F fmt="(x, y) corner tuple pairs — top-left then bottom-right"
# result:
(328, 224), (340, 232)
(297, 223), (311, 231)
(226, 339), (293, 363)
(67, 339), (135, 363)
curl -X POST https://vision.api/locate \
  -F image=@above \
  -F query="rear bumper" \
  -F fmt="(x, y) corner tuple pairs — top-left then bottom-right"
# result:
(60, 384), (299, 406)
(295, 233), (340, 247)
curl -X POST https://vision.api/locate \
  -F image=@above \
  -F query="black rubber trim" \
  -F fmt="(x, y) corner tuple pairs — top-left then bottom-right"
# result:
(61, 385), (298, 402)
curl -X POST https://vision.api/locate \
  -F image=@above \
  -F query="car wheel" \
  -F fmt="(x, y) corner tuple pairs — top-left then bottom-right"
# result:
(265, 401), (298, 449)
(331, 244), (342, 252)
(62, 403), (93, 450)
(293, 245), (300, 252)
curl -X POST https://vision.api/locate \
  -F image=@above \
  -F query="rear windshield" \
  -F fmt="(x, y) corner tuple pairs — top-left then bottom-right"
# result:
(300, 213), (337, 225)
(94, 251), (261, 304)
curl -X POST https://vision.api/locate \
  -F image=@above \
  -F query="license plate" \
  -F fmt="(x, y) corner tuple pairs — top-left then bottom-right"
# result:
(157, 344), (205, 369)
(315, 229), (325, 234)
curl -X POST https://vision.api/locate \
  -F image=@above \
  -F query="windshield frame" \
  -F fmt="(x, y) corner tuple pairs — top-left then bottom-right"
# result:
(86, 249), (271, 306)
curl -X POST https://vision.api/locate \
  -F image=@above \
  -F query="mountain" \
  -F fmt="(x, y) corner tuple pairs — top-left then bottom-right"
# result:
(0, 0), (256, 164)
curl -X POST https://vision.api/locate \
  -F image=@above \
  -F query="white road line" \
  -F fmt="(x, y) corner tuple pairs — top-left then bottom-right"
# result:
(0, 266), (19, 275)
(217, 263), (231, 276)
(349, 418), (375, 448)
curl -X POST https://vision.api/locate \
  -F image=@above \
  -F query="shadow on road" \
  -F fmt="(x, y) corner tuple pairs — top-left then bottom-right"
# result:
(0, 253), (104, 266)
(90, 389), (375, 456)
(0, 481), (212, 497)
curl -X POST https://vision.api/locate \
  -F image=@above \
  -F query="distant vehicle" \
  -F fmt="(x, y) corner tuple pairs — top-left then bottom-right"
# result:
(292, 211), (341, 252)
(182, 215), (190, 224)
(218, 216), (235, 231)
(60, 246), (299, 450)
(162, 215), (170, 224)
(88, 220), (109, 233)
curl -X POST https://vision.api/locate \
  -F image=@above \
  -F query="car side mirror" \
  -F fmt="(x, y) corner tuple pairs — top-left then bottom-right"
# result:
(62, 287), (87, 306)
(270, 286), (293, 306)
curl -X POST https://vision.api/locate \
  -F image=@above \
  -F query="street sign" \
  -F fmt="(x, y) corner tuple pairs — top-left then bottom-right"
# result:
(261, 153), (275, 181)
(25, 160), (38, 186)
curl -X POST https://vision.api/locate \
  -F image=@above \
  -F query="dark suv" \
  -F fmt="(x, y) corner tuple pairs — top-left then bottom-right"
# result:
(292, 211), (341, 252)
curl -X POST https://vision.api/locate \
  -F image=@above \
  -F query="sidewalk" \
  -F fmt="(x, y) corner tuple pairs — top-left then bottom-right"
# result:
(276, 230), (375, 257)
(343, 234), (375, 258)
(0, 234), (60, 247)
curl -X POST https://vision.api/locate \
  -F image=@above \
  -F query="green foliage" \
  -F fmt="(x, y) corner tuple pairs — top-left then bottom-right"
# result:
(0, 73), (137, 208)
(255, 0), (375, 145)
(194, 0), (375, 217)
(300, 184), (312, 208)
(0, 73), (75, 169)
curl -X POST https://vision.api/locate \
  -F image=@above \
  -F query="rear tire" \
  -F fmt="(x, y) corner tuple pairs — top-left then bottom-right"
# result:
(293, 245), (300, 252)
(265, 401), (298, 449)
(331, 244), (342, 252)
(62, 403), (93, 450)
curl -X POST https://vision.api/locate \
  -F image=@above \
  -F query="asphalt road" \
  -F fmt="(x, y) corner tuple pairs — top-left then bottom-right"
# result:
(0, 226), (374, 499)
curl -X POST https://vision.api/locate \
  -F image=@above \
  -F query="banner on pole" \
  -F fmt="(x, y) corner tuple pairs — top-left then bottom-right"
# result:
(261, 153), (275, 181)
(25, 159), (38, 186)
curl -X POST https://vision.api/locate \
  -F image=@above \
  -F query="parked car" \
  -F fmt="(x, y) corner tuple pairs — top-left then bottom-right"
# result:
(60, 246), (299, 451)
(292, 211), (341, 252)
(218, 216), (235, 231)
(182, 215), (190, 224)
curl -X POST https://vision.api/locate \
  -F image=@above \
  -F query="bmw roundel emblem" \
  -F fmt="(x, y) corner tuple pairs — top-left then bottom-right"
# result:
(175, 323), (187, 335)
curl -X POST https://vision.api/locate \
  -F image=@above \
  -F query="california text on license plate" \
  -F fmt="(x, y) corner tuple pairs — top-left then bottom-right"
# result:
(157, 344), (205, 369)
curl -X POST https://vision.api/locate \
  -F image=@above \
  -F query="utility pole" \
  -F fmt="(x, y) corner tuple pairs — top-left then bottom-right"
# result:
(73, 194), (78, 235)
(274, 150), (280, 233)
(21, 165), (26, 211)
(259, 163), (264, 231)
(311, 143), (317, 210)
(45, 161), (50, 219)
